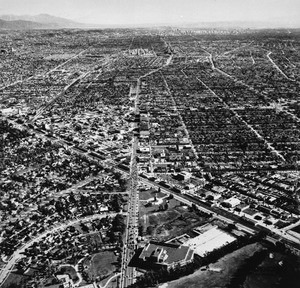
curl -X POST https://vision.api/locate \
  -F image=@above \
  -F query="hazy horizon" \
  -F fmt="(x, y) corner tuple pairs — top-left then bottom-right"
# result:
(0, 0), (300, 27)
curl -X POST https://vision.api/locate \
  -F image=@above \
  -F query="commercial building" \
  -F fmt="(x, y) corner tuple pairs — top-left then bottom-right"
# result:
(139, 241), (194, 269)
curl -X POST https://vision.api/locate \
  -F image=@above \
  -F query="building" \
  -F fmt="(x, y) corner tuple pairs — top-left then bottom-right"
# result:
(139, 241), (194, 269)
(223, 197), (241, 208)
(176, 171), (192, 181)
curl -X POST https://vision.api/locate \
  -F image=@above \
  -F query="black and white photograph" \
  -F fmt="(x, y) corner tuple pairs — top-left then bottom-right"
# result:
(0, 1), (300, 287)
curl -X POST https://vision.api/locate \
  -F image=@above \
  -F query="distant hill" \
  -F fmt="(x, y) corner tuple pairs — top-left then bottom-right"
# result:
(1, 14), (298, 30)
(0, 19), (59, 30)
(0, 14), (84, 29)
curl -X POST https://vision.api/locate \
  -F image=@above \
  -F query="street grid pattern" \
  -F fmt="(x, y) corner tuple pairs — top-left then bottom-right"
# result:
(1, 32), (300, 288)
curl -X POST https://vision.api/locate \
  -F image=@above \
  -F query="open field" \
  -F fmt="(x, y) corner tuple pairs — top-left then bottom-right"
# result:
(1, 272), (29, 288)
(141, 198), (211, 241)
(139, 188), (166, 201)
(140, 196), (181, 215)
(84, 251), (117, 280)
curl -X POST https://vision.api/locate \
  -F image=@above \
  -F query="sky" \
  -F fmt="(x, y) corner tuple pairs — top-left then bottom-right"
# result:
(0, 0), (299, 26)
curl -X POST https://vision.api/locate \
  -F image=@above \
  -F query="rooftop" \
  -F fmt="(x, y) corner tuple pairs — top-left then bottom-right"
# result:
(139, 241), (193, 266)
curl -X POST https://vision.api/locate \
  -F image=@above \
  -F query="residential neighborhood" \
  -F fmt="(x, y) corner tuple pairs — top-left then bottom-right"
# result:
(0, 16), (300, 288)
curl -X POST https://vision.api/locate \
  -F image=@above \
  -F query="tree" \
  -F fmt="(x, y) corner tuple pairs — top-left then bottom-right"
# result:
(69, 191), (76, 204)
(138, 224), (144, 236)
(165, 203), (169, 210)
(112, 214), (126, 234)
(107, 230), (117, 243)
(111, 194), (122, 212)
(80, 223), (89, 233)
(146, 226), (154, 235)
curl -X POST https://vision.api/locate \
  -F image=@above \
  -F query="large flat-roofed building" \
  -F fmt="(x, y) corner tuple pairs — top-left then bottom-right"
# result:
(139, 241), (194, 269)
(183, 226), (236, 256)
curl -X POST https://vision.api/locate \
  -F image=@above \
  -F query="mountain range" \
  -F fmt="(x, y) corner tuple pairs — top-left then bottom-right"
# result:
(0, 14), (298, 30)
(0, 14), (85, 30)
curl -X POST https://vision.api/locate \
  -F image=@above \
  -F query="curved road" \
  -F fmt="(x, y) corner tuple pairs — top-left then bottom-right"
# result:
(58, 263), (83, 287)
(0, 212), (125, 286)
(101, 272), (121, 288)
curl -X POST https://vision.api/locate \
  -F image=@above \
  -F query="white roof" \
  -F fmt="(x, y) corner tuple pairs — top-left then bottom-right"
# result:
(183, 227), (236, 256)
(224, 197), (241, 207)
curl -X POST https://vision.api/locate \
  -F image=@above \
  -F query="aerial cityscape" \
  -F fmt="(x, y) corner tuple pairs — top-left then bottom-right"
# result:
(0, 1), (300, 288)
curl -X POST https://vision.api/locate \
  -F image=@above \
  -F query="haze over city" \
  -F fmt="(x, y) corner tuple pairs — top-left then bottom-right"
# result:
(0, 0), (300, 27)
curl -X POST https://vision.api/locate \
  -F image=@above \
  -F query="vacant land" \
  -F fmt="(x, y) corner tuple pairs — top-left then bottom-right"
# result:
(142, 199), (210, 241)
(163, 242), (264, 288)
(84, 251), (117, 280)
(139, 188), (166, 201)
(1, 272), (29, 288)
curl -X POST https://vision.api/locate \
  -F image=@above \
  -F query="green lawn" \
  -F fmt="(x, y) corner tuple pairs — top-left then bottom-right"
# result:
(85, 251), (117, 280)
(139, 189), (166, 201)
(139, 190), (153, 201)
(1, 272), (29, 288)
